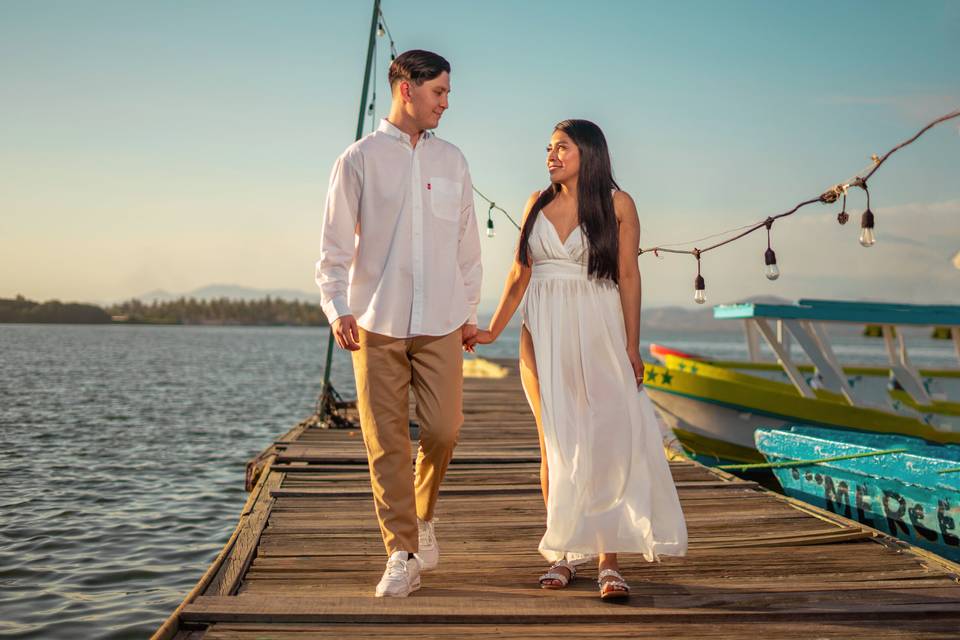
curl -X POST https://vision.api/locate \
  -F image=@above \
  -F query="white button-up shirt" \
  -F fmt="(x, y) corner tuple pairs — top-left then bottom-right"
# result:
(315, 119), (483, 338)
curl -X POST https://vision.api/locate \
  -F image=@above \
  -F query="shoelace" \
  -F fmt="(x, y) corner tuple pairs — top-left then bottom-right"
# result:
(419, 522), (436, 547)
(384, 558), (407, 578)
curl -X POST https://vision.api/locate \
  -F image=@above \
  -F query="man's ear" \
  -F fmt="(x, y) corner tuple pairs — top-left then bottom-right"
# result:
(399, 80), (413, 103)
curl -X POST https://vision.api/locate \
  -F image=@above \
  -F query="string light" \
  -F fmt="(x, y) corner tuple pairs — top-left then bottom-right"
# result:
(473, 186), (520, 230)
(837, 192), (849, 225)
(376, 9), (398, 61)
(367, 16), (378, 133)
(763, 217), (780, 281)
(858, 183), (876, 247)
(693, 249), (706, 304)
(634, 107), (958, 302)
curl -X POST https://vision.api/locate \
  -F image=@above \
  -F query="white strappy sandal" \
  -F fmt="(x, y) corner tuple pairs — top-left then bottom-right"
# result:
(597, 568), (630, 601)
(539, 559), (577, 589)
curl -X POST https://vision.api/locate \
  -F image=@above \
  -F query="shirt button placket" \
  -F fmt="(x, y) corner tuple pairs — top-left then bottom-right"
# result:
(411, 141), (423, 335)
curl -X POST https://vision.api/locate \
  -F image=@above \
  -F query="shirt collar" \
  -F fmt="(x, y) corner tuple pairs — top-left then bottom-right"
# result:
(377, 118), (433, 146)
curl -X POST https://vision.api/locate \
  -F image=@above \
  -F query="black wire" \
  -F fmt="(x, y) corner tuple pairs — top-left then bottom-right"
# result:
(640, 108), (960, 258)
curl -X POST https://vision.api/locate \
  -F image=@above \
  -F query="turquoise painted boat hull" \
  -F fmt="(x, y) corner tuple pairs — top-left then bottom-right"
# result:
(755, 425), (960, 563)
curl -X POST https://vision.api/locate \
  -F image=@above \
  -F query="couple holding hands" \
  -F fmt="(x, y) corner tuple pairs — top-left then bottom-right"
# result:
(316, 49), (687, 601)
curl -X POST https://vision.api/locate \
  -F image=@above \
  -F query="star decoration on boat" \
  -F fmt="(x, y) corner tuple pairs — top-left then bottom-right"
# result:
(660, 371), (674, 385)
(646, 369), (658, 383)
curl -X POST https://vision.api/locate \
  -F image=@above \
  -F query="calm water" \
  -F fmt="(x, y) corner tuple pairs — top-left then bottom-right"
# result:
(1, 323), (956, 638)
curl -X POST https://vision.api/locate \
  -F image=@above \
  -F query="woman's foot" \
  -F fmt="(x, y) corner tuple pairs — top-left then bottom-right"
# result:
(539, 559), (576, 589)
(597, 567), (630, 601)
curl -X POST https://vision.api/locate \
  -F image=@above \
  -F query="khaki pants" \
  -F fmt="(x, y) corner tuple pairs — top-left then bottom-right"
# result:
(351, 327), (464, 555)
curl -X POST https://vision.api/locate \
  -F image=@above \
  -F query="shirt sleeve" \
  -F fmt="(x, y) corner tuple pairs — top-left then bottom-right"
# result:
(457, 160), (483, 326)
(315, 150), (361, 325)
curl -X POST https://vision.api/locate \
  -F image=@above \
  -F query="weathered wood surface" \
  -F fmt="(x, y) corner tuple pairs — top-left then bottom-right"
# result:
(157, 358), (960, 640)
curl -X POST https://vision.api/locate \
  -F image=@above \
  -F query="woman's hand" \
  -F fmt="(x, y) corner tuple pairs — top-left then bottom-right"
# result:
(627, 348), (645, 388)
(475, 329), (496, 345)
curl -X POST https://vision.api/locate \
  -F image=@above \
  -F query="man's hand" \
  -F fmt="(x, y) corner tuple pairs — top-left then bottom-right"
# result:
(461, 323), (478, 353)
(332, 315), (361, 351)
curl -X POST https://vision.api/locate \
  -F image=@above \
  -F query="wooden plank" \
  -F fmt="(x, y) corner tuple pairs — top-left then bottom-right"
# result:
(182, 594), (960, 624)
(205, 469), (284, 596)
(270, 484), (542, 498)
(200, 621), (960, 640)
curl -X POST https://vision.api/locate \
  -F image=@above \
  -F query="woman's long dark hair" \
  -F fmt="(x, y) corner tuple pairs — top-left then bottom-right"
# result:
(518, 119), (621, 283)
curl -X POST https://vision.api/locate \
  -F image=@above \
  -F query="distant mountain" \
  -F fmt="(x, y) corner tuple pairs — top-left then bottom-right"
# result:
(125, 287), (791, 331)
(643, 294), (793, 332)
(478, 294), (795, 333)
(131, 285), (318, 304)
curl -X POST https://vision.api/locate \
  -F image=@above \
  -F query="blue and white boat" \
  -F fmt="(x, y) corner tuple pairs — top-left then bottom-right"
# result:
(754, 425), (960, 562)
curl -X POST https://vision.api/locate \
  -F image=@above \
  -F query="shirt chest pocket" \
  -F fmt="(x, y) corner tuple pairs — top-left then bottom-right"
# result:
(429, 177), (462, 222)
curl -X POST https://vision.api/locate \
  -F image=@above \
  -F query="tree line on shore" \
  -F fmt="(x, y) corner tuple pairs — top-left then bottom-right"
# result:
(0, 295), (329, 326)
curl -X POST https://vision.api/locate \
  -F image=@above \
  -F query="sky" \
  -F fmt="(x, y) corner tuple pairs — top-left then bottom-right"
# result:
(1, 0), (958, 310)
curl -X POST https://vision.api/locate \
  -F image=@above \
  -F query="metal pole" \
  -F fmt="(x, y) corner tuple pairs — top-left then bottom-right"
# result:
(319, 0), (381, 417)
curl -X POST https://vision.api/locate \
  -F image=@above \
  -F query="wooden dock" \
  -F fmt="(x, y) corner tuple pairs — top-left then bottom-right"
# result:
(154, 358), (960, 639)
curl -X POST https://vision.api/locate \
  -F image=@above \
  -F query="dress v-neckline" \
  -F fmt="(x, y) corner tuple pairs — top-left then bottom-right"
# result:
(541, 213), (580, 248)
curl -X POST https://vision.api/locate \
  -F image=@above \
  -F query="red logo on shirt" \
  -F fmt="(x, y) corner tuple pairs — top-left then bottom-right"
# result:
(427, 183), (431, 190)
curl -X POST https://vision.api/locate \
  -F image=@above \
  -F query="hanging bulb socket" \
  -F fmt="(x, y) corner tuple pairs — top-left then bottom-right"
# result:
(693, 249), (705, 304)
(486, 204), (496, 238)
(762, 218), (780, 280)
(764, 248), (780, 280)
(837, 193), (849, 225)
(377, 22), (385, 37)
(859, 208), (876, 247)
(858, 183), (875, 247)
(694, 274), (706, 304)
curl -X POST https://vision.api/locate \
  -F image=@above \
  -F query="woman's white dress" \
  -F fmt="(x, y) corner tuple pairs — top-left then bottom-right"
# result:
(521, 212), (688, 563)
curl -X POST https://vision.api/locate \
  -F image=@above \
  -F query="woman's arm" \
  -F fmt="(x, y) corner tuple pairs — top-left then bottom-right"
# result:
(614, 191), (644, 385)
(476, 191), (540, 344)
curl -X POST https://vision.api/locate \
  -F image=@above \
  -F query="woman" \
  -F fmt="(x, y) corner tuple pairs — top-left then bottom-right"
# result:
(475, 119), (687, 601)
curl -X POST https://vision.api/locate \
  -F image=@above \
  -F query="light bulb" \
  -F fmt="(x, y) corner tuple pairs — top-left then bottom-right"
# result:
(694, 274), (706, 304)
(377, 23), (385, 37)
(764, 248), (780, 280)
(859, 208), (876, 247)
(486, 218), (495, 238)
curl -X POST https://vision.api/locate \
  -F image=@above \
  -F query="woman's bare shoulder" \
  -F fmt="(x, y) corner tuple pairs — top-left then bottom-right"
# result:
(613, 190), (638, 222)
(521, 189), (542, 222)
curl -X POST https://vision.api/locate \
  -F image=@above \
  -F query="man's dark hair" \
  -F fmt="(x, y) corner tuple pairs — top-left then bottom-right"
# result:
(388, 49), (450, 89)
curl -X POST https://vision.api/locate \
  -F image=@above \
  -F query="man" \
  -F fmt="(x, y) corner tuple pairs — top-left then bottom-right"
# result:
(315, 49), (482, 597)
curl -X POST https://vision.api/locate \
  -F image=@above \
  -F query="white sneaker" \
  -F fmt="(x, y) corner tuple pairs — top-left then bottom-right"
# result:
(417, 518), (439, 570)
(375, 550), (422, 598)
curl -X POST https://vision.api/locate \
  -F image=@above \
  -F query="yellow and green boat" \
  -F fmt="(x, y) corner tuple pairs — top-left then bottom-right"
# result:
(644, 299), (960, 465)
